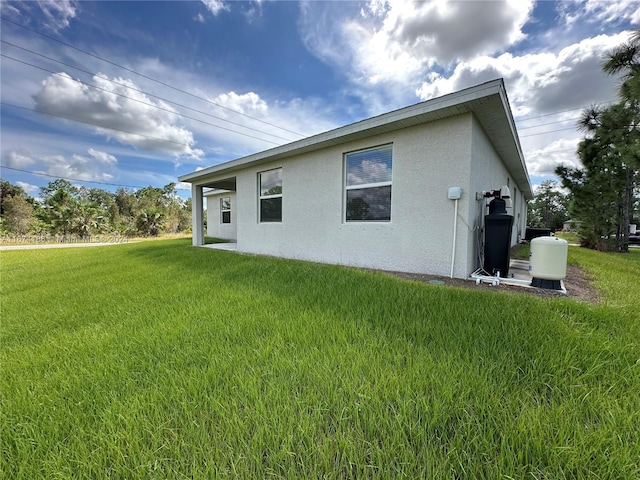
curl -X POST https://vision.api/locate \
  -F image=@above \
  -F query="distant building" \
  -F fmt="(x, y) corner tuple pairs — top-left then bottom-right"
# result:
(563, 220), (580, 232)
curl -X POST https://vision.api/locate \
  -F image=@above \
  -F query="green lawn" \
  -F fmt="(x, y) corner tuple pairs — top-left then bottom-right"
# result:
(1, 240), (638, 479)
(554, 231), (580, 244)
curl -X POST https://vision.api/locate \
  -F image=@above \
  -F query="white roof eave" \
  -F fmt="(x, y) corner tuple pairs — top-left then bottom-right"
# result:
(179, 79), (532, 198)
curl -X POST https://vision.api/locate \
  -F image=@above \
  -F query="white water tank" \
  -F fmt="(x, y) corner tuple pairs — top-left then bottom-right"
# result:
(529, 236), (568, 280)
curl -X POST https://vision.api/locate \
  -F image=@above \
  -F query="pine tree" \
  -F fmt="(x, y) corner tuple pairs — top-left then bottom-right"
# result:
(556, 30), (640, 251)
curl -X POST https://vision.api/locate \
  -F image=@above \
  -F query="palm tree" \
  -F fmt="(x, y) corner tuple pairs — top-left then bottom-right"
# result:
(136, 208), (165, 236)
(73, 203), (103, 238)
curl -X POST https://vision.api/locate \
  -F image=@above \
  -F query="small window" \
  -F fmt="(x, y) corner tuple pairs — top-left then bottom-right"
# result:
(220, 197), (231, 224)
(259, 168), (282, 222)
(345, 145), (392, 222)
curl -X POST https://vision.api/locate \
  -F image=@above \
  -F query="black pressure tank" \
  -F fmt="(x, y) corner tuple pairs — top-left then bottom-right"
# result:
(483, 198), (514, 277)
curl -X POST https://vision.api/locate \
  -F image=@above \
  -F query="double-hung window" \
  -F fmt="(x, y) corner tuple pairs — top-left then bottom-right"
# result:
(345, 145), (392, 222)
(259, 168), (282, 222)
(220, 197), (231, 224)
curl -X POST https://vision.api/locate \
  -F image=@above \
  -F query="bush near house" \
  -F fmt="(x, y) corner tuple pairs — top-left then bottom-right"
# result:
(1, 240), (638, 479)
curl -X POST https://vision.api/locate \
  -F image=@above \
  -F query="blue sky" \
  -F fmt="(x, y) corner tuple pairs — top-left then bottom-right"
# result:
(1, 0), (638, 200)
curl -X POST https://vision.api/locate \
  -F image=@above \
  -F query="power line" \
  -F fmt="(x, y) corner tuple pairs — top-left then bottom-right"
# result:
(517, 117), (580, 131)
(0, 16), (305, 137)
(3, 101), (255, 161)
(3, 101), (253, 162)
(0, 165), (186, 190)
(1, 101), (212, 151)
(520, 126), (579, 138)
(1, 40), (296, 143)
(515, 101), (617, 123)
(1, 53), (288, 145)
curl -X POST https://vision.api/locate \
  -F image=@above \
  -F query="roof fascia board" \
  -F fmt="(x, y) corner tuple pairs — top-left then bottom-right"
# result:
(179, 80), (505, 184)
(496, 82), (533, 199)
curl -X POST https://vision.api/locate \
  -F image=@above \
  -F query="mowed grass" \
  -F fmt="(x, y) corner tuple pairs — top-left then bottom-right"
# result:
(1, 240), (638, 479)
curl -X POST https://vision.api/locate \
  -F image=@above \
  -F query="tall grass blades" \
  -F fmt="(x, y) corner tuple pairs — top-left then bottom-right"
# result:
(1, 241), (639, 478)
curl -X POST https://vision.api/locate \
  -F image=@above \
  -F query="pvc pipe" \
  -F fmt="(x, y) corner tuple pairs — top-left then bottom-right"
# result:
(450, 198), (458, 278)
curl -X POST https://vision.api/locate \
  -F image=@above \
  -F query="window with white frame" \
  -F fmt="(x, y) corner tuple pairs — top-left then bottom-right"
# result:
(258, 168), (282, 222)
(220, 197), (231, 224)
(345, 145), (392, 222)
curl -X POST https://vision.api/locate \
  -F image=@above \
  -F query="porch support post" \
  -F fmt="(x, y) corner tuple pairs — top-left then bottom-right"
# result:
(191, 184), (204, 246)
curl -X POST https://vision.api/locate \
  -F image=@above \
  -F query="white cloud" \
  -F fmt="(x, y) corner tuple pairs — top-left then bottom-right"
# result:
(47, 150), (116, 182)
(212, 91), (269, 116)
(347, 159), (391, 185)
(526, 138), (582, 177)
(559, 0), (640, 28)
(39, 0), (78, 30)
(376, 0), (533, 64)
(201, 0), (228, 16)
(32, 72), (204, 159)
(4, 148), (118, 182)
(300, 0), (534, 91)
(416, 32), (629, 115)
(15, 181), (39, 195)
(4, 150), (36, 169)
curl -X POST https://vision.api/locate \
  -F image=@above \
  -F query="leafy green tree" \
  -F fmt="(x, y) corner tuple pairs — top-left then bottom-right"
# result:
(113, 188), (137, 234)
(1, 180), (34, 216)
(346, 197), (370, 220)
(556, 30), (640, 251)
(2, 195), (36, 234)
(527, 180), (570, 230)
(38, 181), (80, 235)
(557, 103), (639, 251)
(39, 179), (79, 202)
(136, 208), (165, 236)
(1, 179), (192, 238)
(603, 28), (640, 107)
(133, 183), (186, 234)
(72, 202), (104, 237)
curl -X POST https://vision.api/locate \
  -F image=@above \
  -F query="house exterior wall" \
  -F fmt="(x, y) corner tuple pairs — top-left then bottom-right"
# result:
(231, 114), (475, 277)
(468, 116), (529, 273)
(205, 192), (237, 240)
(192, 112), (527, 279)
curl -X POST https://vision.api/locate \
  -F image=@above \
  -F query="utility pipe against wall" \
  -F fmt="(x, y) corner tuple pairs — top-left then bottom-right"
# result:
(447, 187), (462, 278)
(450, 198), (458, 278)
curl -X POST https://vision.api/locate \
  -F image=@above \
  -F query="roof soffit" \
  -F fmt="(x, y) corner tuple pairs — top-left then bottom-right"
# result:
(180, 79), (532, 197)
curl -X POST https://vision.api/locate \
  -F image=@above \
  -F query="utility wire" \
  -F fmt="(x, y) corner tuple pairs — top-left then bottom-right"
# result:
(2, 102), (259, 161)
(520, 126), (582, 138)
(1, 40), (296, 143)
(1, 101), (213, 151)
(517, 117), (579, 130)
(2, 101), (248, 161)
(515, 101), (617, 123)
(0, 165), (183, 190)
(0, 16), (305, 137)
(1, 53), (288, 145)
(3, 16), (624, 143)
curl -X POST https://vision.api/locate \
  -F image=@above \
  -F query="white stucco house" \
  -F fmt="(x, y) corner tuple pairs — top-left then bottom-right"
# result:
(179, 79), (532, 279)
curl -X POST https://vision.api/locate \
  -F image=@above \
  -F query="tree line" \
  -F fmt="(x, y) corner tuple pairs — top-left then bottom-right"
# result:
(530, 29), (639, 252)
(0, 179), (192, 237)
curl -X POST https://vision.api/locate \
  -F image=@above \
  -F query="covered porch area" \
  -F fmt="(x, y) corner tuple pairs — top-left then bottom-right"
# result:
(190, 176), (236, 246)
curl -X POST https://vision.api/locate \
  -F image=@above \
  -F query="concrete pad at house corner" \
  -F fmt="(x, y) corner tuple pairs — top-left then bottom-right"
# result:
(507, 259), (533, 283)
(201, 242), (238, 251)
